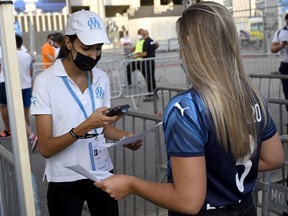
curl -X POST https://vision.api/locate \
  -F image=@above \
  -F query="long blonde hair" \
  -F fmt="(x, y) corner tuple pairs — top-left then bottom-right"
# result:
(177, 1), (266, 159)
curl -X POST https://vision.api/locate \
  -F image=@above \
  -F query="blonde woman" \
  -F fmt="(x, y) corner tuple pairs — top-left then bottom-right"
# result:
(95, 2), (284, 215)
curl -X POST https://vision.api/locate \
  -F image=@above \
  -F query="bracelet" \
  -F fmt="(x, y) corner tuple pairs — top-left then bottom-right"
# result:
(69, 128), (105, 139)
(69, 128), (81, 139)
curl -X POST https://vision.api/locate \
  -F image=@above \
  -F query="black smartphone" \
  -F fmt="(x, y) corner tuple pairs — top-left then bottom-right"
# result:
(106, 104), (130, 117)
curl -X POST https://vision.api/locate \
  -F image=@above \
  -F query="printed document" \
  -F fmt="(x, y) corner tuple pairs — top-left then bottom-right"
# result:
(65, 164), (113, 182)
(104, 121), (163, 148)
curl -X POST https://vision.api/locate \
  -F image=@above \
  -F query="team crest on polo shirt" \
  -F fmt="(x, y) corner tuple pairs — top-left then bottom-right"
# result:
(95, 85), (104, 98)
(88, 17), (101, 30)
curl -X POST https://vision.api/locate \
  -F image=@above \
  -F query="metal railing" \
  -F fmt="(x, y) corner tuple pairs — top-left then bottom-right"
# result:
(97, 60), (123, 99)
(255, 135), (288, 216)
(110, 111), (165, 216)
(112, 98), (288, 216)
(249, 73), (288, 134)
(0, 143), (41, 216)
(3, 54), (288, 215)
(118, 55), (185, 109)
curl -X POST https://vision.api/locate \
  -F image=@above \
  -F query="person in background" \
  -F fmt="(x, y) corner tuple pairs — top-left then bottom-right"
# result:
(271, 13), (288, 113)
(0, 45), (10, 138)
(95, 2), (284, 215)
(31, 10), (142, 216)
(15, 34), (38, 151)
(138, 29), (159, 101)
(52, 32), (64, 59)
(41, 34), (55, 69)
(120, 32), (132, 55)
(239, 29), (250, 47)
(126, 28), (145, 87)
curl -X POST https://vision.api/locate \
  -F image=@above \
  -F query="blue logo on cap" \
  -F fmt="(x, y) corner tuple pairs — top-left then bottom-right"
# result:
(88, 17), (101, 30)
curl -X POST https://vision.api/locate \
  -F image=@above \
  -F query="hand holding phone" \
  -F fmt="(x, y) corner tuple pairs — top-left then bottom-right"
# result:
(106, 104), (130, 117)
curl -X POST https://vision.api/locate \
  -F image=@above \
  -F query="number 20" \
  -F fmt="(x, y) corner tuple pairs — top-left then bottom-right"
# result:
(252, 103), (261, 123)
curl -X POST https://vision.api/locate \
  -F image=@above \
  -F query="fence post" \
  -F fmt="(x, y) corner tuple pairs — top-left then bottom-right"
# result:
(29, 21), (35, 55)
(261, 171), (272, 216)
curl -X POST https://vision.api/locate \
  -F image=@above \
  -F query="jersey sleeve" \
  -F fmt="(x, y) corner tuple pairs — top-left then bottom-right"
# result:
(260, 104), (277, 142)
(30, 74), (52, 115)
(163, 95), (207, 157)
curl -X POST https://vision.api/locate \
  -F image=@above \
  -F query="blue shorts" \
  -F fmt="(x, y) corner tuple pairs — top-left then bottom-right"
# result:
(0, 82), (7, 105)
(22, 88), (32, 108)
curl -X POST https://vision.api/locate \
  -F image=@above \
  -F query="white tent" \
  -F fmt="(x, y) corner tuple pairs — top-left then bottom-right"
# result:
(0, 0), (35, 215)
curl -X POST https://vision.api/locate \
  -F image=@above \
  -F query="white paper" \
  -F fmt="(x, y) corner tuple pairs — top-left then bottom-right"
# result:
(65, 164), (113, 182)
(105, 121), (163, 148)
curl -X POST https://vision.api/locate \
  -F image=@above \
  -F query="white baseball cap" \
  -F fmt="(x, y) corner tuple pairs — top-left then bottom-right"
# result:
(65, 10), (110, 45)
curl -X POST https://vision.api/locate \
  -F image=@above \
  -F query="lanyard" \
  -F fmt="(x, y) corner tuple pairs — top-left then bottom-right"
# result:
(61, 72), (104, 171)
(61, 71), (95, 119)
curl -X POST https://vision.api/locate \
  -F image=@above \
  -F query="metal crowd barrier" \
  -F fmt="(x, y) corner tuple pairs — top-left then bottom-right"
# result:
(249, 73), (288, 99)
(1, 55), (286, 215)
(97, 60), (122, 99)
(255, 135), (288, 216)
(0, 145), (20, 216)
(0, 143), (41, 216)
(149, 86), (288, 215)
(242, 53), (279, 75)
(112, 106), (288, 216)
(32, 60), (123, 99)
(31, 53), (282, 110)
(110, 111), (165, 216)
(249, 73), (288, 134)
(118, 55), (185, 109)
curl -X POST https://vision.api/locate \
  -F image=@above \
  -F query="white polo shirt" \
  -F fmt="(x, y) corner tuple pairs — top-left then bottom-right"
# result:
(17, 50), (33, 89)
(31, 59), (112, 182)
(272, 27), (288, 62)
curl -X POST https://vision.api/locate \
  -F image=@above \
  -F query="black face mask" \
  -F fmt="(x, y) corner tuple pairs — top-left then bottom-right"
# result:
(71, 45), (101, 71)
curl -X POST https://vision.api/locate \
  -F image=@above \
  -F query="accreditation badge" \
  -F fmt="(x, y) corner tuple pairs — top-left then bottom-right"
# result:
(88, 135), (113, 171)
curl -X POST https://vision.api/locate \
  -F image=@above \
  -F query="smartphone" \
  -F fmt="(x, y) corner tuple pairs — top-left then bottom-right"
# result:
(106, 104), (130, 117)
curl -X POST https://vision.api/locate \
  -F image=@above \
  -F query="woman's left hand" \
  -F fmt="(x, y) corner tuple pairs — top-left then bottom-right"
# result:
(95, 175), (134, 200)
(124, 132), (143, 151)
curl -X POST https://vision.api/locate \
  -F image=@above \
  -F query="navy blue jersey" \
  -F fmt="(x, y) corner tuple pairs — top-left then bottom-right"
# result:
(163, 89), (276, 210)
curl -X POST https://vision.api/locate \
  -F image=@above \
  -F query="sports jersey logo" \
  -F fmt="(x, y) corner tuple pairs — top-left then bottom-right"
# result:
(174, 102), (189, 116)
(235, 136), (255, 192)
(95, 85), (104, 98)
(88, 17), (101, 30)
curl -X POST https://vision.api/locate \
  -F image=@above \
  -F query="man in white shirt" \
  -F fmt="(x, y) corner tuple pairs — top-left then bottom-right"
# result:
(15, 34), (38, 151)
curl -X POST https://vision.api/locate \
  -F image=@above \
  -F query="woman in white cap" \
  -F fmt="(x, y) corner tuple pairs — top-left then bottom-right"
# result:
(31, 10), (141, 216)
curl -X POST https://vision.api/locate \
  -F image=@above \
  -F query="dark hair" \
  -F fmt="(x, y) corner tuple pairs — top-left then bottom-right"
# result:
(57, 35), (77, 59)
(285, 13), (288, 20)
(52, 32), (64, 44)
(137, 28), (144, 34)
(15, 34), (23, 48)
(47, 34), (53, 40)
